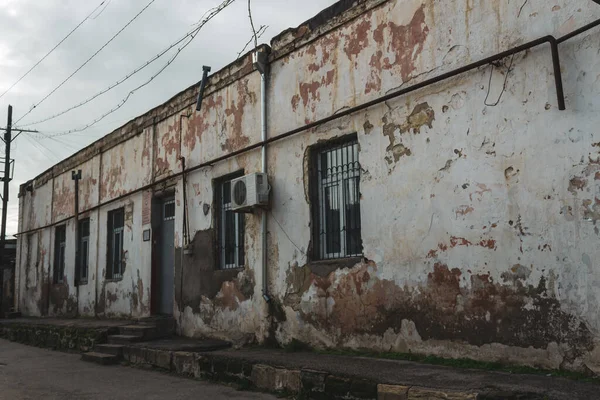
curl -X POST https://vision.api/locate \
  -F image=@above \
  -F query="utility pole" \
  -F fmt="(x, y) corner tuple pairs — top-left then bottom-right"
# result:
(0, 105), (12, 264)
(0, 105), (39, 267)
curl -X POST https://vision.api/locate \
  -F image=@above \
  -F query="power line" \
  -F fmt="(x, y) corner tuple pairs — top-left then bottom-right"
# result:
(0, 1), (108, 100)
(23, 132), (57, 162)
(90, 0), (112, 20)
(237, 25), (268, 59)
(29, 0), (236, 139)
(14, 0), (157, 126)
(18, 1), (234, 129)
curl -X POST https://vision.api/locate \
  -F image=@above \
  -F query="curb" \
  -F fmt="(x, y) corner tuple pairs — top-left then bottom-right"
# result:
(121, 346), (478, 399)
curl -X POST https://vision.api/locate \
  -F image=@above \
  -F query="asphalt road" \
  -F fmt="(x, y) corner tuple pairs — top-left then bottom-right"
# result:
(0, 339), (276, 400)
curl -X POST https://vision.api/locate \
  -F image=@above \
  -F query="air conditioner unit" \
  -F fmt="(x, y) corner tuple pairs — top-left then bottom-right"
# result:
(230, 173), (269, 212)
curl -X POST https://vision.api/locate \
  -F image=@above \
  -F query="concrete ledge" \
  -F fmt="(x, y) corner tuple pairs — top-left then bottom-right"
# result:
(0, 320), (120, 353)
(121, 345), (477, 400)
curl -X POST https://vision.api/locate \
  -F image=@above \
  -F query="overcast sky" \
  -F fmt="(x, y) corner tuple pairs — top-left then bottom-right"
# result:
(0, 0), (337, 235)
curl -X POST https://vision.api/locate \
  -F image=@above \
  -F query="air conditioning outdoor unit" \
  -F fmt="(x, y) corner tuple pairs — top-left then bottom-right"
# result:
(230, 173), (269, 212)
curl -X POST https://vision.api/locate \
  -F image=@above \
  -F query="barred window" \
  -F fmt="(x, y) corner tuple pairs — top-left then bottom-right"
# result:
(106, 208), (124, 279)
(77, 218), (90, 284)
(311, 136), (362, 260)
(53, 225), (66, 283)
(215, 173), (245, 270)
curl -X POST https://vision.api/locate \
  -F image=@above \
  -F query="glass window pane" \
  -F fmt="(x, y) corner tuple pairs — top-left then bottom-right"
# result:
(324, 185), (341, 255)
(314, 139), (362, 260)
(82, 240), (89, 280)
(164, 201), (175, 220)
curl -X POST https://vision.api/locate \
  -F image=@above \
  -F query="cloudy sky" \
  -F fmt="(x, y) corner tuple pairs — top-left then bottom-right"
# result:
(0, 0), (337, 235)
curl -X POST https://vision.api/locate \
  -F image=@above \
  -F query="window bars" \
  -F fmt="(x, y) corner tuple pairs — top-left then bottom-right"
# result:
(107, 208), (124, 279)
(54, 225), (66, 283)
(218, 178), (245, 269)
(77, 218), (90, 284)
(311, 137), (362, 260)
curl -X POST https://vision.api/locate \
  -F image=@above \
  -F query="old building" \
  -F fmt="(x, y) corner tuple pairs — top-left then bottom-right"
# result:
(13, 0), (600, 371)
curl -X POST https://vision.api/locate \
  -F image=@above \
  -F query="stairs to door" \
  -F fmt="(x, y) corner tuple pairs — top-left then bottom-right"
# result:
(81, 316), (175, 365)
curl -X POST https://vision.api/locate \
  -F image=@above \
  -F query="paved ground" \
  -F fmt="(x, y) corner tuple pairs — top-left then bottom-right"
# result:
(0, 339), (276, 400)
(208, 348), (600, 400)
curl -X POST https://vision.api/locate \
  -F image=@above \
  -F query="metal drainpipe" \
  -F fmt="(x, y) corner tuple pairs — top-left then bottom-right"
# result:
(254, 50), (271, 302)
(72, 170), (81, 317)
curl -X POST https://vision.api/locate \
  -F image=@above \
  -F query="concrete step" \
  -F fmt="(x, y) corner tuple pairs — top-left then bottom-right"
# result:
(81, 352), (119, 366)
(136, 316), (176, 336)
(107, 334), (143, 345)
(94, 344), (124, 357)
(119, 325), (156, 339)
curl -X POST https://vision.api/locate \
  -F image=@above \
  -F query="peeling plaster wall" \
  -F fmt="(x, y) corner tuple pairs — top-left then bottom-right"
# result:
(14, 0), (600, 371)
(96, 193), (151, 317)
(174, 154), (267, 344)
(264, 0), (600, 372)
(101, 132), (152, 203)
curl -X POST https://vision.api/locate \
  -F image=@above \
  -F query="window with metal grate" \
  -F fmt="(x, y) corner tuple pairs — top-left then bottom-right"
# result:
(215, 172), (245, 270)
(54, 225), (67, 283)
(310, 136), (362, 260)
(106, 208), (124, 279)
(77, 218), (90, 284)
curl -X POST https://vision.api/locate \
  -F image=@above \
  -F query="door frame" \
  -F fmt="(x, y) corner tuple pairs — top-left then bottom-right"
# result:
(150, 190), (175, 315)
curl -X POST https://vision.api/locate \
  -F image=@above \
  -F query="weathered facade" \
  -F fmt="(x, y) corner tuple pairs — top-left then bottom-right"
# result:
(14, 0), (600, 372)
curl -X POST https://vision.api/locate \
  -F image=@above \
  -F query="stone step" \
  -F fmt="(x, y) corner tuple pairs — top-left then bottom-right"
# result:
(81, 352), (119, 366)
(108, 334), (143, 345)
(136, 316), (176, 335)
(119, 325), (156, 339)
(94, 344), (124, 357)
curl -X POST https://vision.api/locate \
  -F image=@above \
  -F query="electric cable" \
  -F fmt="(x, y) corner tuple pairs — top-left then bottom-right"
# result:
(18, 1), (233, 128)
(14, 0), (157, 125)
(0, 1), (109, 100)
(28, 0), (235, 138)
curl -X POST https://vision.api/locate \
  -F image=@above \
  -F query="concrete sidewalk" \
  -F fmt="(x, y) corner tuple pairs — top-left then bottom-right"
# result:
(125, 340), (600, 399)
(2, 318), (599, 399)
(0, 339), (275, 400)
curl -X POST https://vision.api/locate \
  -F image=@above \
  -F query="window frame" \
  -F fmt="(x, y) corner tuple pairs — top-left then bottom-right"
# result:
(53, 225), (67, 284)
(76, 218), (90, 285)
(214, 171), (245, 270)
(309, 135), (363, 261)
(106, 208), (125, 280)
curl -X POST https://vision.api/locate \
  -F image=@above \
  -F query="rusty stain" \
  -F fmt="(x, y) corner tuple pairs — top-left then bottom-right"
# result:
(478, 239), (497, 250)
(455, 205), (474, 217)
(583, 198), (600, 222)
(569, 176), (587, 194)
(372, 5), (429, 82)
(286, 261), (593, 356)
(222, 79), (254, 153)
(363, 120), (374, 134)
(52, 179), (73, 220)
(385, 144), (412, 164)
(214, 281), (245, 311)
(404, 103), (435, 134)
(469, 183), (492, 201)
(343, 15), (372, 60)
(450, 236), (472, 247)
(185, 94), (221, 151)
(383, 102), (434, 165)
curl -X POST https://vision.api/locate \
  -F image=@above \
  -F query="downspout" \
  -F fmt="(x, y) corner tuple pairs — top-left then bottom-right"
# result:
(178, 155), (189, 317)
(178, 112), (190, 325)
(72, 169), (81, 317)
(253, 50), (271, 302)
